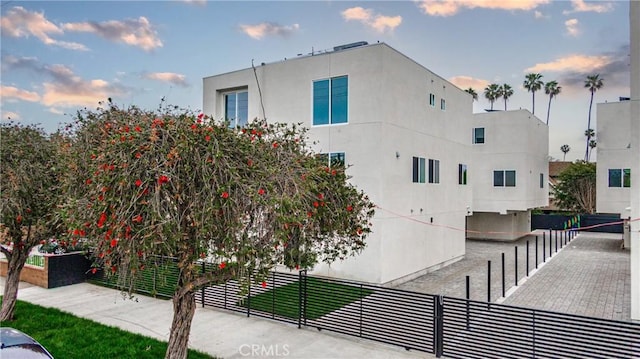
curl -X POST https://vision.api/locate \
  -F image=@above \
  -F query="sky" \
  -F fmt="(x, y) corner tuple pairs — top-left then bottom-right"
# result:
(0, 0), (631, 161)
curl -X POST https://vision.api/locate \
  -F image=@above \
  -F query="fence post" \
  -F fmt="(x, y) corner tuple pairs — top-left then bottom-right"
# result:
(555, 231), (558, 253)
(434, 295), (444, 358)
(465, 276), (470, 330)
(501, 253), (505, 298)
(487, 260), (492, 304)
(201, 261), (205, 308)
(542, 232), (546, 263)
(514, 246), (518, 286)
(247, 273), (251, 318)
(526, 240), (529, 277)
(549, 233), (552, 258)
(359, 284), (363, 338)
(298, 269), (307, 329)
(535, 236), (538, 269)
(271, 271), (276, 319)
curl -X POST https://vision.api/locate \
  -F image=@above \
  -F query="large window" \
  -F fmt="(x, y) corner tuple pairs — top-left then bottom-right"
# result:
(318, 152), (345, 167)
(459, 164), (467, 185)
(225, 90), (248, 128)
(608, 168), (631, 187)
(412, 157), (426, 183)
(313, 76), (348, 125)
(494, 170), (516, 187)
(428, 159), (440, 184)
(473, 128), (485, 144)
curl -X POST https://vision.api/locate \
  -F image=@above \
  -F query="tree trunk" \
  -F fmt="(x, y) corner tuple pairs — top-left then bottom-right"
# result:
(532, 92), (536, 114)
(546, 97), (552, 125)
(0, 252), (27, 321)
(165, 287), (196, 359)
(585, 91), (594, 161)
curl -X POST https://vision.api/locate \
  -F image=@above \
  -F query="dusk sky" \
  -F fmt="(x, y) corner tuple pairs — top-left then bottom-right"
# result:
(0, 0), (631, 161)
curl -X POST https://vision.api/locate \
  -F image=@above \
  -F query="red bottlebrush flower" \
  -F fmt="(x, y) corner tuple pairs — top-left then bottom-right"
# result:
(347, 205), (353, 212)
(84, 222), (91, 228)
(258, 188), (265, 195)
(98, 252), (105, 259)
(98, 195), (104, 202)
(120, 135), (126, 142)
(331, 170), (337, 176)
(221, 191), (229, 199)
(242, 128), (247, 134)
(79, 230), (86, 236)
(135, 152), (142, 159)
(108, 164), (115, 171)
(152, 118), (164, 128)
(110, 238), (118, 247)
(251, 129), (257, 135)
(97, 213), (107, 228)
(307, 211), (313, 218)
(357, 228), (363, 235)
(91, 153), (97, 159)
(313, 201), (319, 208)
(317, 193), (324, 200)
(218, 262), (226, 269)
(295, 265), (300, 270)
(137, 250), (144, 258)
(134, 125), (141, 132)
(200, 252), (206, 259)
(73, 228), (81, 236)
(91, 268), (97, 274)
(272, 142), (279, 148)
(16, 215), (22, 223)
(124, 126), (130, 133)
(191, 124), (197, 130)
(86, 178), (92, 185)
(135, 179), (142, 187)
(125, 226), (131, 239)
(197, 113), (204, 120)
(205, 135), (211, 142)
(158, 175), (169, 185)
(247, 159), (253, 166)
(261, 281), (267, 288)
(111, 266), (117, 274)
(142, 188), (149, 195)
(132, 215), (143, 223)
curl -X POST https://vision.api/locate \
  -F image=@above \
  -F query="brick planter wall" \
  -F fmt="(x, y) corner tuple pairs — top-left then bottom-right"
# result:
(0, 252), (91, 288)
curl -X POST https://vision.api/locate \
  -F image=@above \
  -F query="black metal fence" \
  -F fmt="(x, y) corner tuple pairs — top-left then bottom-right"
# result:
(532, 213), (623, 233)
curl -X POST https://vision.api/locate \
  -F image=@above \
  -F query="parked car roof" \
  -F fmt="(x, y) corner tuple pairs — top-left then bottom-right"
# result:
(0, 327), (54, 359)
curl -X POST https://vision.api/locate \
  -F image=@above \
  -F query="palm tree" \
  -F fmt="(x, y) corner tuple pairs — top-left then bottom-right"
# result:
(589, 140), (597, 160)
(484, 84), (500, 111)
(544, 81), (561, 125)
(584, 74), (603, 161)
(560, 144), (570, 161)
(465, 88), (478, 101)
(584, 128), (596, 161)
(499, 84), (513, 111)
(523, 73), (544, 114)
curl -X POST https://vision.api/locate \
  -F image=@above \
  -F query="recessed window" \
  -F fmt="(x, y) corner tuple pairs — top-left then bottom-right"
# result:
(224, 90), (248, 128)
(318, 152), (345, 167)
(540, 173), (544, 188)
(441, 98), (446, 111)
(473, 128), (485, 144)
(412, 157), (426, 183)
(459, 164), (467, 185)
(428, 159), (440, 184)
(609, 168), (631, 187)
(494, 170), (516, 187)
(313, 76), (348, 126)
(429, 93), (436, 107)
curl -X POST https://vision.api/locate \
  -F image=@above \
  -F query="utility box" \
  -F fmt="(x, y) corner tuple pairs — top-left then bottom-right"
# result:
(623, 219), (631, 249)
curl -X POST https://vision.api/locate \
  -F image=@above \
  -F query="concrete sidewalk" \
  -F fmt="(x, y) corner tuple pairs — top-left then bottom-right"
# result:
(1, 279), (433, 359)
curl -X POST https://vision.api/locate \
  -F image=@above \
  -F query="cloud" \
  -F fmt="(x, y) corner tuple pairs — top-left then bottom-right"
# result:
(417, 0), (550, 16)
(449, 76), (490, 91)
(565, 18), (580, 37)
(341, 7), (402, 33)
(63, 17), (162, 51)
(0, 85), (41, 102)
(2, 55), (127, 108)
(1, 110), (20, 121)
(142, 72), (189, 87)
(181, 0), (207, 5)
(563, 0), (614, 14)
(239, 22), (300, 40)
(0, 6), (88, 50)
(525, 45), (629, 90)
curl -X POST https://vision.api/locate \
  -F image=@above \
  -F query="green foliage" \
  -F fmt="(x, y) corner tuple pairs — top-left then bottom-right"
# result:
(1, 299), (213, 359)
(552, 161), (596, 214)
(58, 103), (375, 295)
(240, 277), (374, 319)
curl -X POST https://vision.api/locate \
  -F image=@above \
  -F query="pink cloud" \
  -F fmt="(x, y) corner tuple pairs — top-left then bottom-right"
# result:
(341, 7), (402, 33)
(417, 0), (550, 16)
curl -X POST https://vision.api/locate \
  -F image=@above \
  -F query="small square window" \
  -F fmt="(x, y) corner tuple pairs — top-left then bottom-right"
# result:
(473, 128), (485, 144)
(609, 169), (622, 187)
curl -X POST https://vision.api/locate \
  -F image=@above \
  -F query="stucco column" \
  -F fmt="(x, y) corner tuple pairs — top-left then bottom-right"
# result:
(629, 0), (640, 321)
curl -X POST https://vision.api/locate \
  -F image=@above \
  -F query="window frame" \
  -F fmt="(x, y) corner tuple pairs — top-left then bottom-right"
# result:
(428, 159), (440, 184)
(412, 156), (426, 183)
(441, 98), (446, 111)
(223, 89), (248, 128)
(494, 170), (516, 187)
(429, 93), (436, 107)
(318, 152), (346, 168)
(313, 76), (348, 126)
(609, 168), (631, 188)
(473, 127), (485, 144)
(458, 164), (467, 185)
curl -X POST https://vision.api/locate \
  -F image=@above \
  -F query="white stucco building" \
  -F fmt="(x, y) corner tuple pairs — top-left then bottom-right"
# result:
(203, 42), (547, 285)
(628, 0), (639, 321)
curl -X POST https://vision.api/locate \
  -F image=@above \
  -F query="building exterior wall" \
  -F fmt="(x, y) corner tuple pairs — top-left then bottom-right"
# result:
(466, 210), (532, 241)
(470, 110), (549, 214)
(596, 101), (631, 215)
(629, 0), (640, 321)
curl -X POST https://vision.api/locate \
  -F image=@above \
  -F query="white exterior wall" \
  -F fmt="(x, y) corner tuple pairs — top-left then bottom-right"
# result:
(596, 101), (631, 215)
(629, 0), (640, 321)
(466, 211), (531, 241)
(203, 43), (472, 284)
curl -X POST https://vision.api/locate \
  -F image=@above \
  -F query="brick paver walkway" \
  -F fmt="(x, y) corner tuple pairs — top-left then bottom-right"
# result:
(396, 231), (633, 321)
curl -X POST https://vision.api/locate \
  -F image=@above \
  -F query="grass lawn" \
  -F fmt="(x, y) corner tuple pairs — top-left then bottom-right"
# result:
(0, 299), (213, 359)
(241, 277), (374, 320)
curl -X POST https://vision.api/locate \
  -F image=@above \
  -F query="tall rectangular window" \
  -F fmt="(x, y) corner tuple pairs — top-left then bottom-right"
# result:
(459, 164), (467, 185)
(412, 157), (426, 183)
(609, 168), (631, 187)
(494, 170), (516, 187)
(441, 98), (446, 111)
(473, 128), (485, 144)
(313, 76), (348, 125)
(429, 93), (436, 107)
(428, 159), (440, 184)
(225, 90), (248, 128)
(540, 173), (544, 188)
